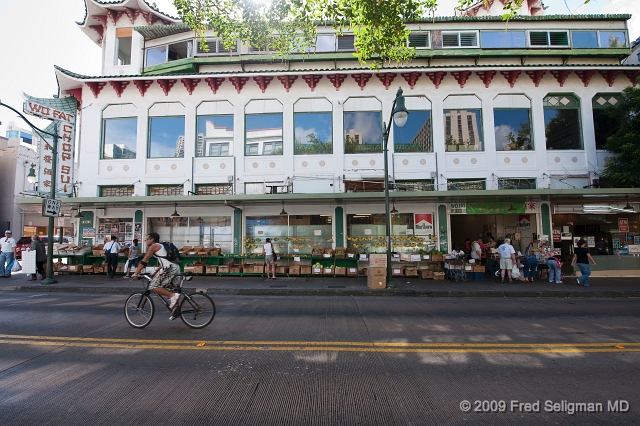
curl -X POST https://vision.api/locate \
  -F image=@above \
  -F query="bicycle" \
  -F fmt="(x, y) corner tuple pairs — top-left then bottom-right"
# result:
(124, 272), (215, 329)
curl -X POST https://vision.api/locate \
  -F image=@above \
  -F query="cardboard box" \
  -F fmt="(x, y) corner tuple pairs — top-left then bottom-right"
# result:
(361, 267), (368, 276)
(184, 264), (204, 274)
(392, 267), (404, 277)
(289, 265), (301, 275)
(93, 265), (104, 273)
(410, 254), (421, 262)
(83, 265), (94, 274)
(334, 247), (346, 258)
(116, 264), (125, 273)
(473, 265), (486, 272)
(347, 267), (358, 276)
(209, 248), (221, 256)
(420, 269), (434, 279)
(68, 264), (83, 273)
(334, 267), (346, 275)
(276, 266), (288, 274)
(312, 246), (324, 256)
(324, 267), (333, 275)
(205, 265), (218, 274)
(229, 265), (241, 273)
(367, 275), (386, 289)
(300, 266), (311, 275)
(431, 255), (444, 262)
(400, 253), (411, 262)
(404, 267), (418, 277)
(218, 265), (230, 274)
(369, 267), (387, 277)
(433, 271), (446, 280)
(253, 264), (265, 273)
(346, 248), (357, 258)
(179, 246), (193, 253)
(312, 267), (323, 275)
(369, 254), (387, 268)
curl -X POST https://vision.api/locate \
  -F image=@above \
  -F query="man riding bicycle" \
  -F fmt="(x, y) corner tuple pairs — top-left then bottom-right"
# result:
(132, 233), (181, 310)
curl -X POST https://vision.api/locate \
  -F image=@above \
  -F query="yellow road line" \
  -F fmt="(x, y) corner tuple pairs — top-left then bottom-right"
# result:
(0, 335), (639, 354)
(1, 334), (639, 348)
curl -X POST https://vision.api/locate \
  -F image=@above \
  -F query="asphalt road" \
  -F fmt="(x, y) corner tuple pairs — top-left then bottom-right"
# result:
(1, 292), (639, 425)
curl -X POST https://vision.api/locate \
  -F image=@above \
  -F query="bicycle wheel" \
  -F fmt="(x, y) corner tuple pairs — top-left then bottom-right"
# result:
(179, 292), (215, 329)
(124, 293), (155, 328)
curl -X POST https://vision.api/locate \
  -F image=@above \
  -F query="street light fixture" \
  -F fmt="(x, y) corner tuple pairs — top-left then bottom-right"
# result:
(170, 203), (180, 217)
(383, 87), (408, 286)
(390, 201), (399, 214)
(27, 163), (37, 184)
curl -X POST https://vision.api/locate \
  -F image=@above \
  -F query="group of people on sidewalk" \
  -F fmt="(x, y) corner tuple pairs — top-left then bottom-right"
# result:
(496, 237), (596, 286)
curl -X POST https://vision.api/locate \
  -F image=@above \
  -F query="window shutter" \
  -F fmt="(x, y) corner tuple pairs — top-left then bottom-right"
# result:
(442, 33), (459, 47)
(459, 32), (477, 47)
(529, 32), (549, 46)
(408, 33), (429, 48)
(549, 32), (569, 46)
(337, 35), (355, 50)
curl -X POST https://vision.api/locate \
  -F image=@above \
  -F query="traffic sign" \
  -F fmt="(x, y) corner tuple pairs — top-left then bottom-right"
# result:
(42, 198), (61, 217)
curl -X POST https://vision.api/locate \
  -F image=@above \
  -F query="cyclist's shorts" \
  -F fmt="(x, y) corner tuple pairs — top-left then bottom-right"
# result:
(149, 263), (181, 290)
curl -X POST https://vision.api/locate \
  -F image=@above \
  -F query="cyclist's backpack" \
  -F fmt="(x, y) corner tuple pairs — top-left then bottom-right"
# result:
(159, 241), (182, 263)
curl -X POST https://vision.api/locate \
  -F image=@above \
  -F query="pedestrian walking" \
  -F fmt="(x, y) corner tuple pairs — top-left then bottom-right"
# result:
(104, 236), (121, 278)
(497, 238), (516, 283)
(572, 240), (596, 287)
(0, 230), (17, 278)
(28, 235), (46, 281)
(123, 239), (141, 278)
(263, 238), (277, 279)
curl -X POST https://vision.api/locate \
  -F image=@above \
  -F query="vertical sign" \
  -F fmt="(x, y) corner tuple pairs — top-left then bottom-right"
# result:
(618, 218), (629, 233)
(37, 122), (75, 196)
(552, 227), (562, 243)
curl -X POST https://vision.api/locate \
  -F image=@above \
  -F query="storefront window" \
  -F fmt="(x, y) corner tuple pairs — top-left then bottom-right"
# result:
(196, 115), (233, 157)
(245, 113), (283, 156)
(394, 111), (432, 152)
(102, 118), (137, 159)
(294, 112), (333, 155)
(149, 116), (185, 158)
(346, 213), (436, 254)
(96, 218), (140, 245)
(447, 179), (486, 191)
(592, 94), (622, 150)
(147, 216), (232, 253)
(344, 111), (382, 153)
(245, 215), (332, 254)
(443, 109), (483, 151)
(494, 109), (532, 151)
(544, 94), (582, 150)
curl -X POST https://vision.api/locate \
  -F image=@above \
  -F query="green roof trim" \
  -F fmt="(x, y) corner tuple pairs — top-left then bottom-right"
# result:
(135, 23), (192, 40)
(55, 63), (640, 81)
(22, 92), (77, 114)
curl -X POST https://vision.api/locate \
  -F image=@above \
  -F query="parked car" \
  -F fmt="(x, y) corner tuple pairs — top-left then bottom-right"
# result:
(16, 236), (71, 259)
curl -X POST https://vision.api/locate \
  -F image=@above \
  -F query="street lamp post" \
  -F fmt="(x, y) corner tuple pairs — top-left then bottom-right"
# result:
(382, 88), (408, 287)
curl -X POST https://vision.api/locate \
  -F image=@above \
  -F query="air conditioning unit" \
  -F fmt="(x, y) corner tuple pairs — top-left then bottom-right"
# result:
(96, 208), (105, 216)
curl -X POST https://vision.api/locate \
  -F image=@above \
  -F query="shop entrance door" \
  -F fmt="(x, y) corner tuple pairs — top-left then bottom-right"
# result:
(450, 214), (537, 254)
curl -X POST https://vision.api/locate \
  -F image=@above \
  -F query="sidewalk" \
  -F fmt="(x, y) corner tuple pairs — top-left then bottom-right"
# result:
(0, 272), (639, 298)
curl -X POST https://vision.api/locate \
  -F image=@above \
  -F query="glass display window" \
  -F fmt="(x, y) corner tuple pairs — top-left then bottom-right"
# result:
(147, 216), (232, 253)
(245, 215), (333, 254)
(346, 213), (437, 254)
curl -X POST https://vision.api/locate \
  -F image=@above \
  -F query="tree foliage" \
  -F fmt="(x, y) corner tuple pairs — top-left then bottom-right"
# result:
(599, 85), (640, 188)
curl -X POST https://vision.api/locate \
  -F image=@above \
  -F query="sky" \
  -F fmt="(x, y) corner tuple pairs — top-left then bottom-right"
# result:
(0, 0), (638, 136)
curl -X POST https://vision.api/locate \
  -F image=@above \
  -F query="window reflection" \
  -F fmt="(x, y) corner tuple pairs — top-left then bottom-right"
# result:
(394, 110), (431, 152)
(443, 109), (483, 151)
(544, 95), (582, 150)
(149, 116), (185, 158)
(599, 31), (626, 48)
(197, 115), (233, 157)
(245, 113), (283, 156)
(102, 118), (137, 159)
(294, 113), (333, 155)
(494, 109), (532, 151)
(572, 31), (598, 48)
(481, 31), (526, 48)
(344, 111), (382, 153)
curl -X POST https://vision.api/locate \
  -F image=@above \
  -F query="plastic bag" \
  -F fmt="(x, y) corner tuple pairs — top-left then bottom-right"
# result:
(11, 260), (22, 272)
(511, 265), (521, 279)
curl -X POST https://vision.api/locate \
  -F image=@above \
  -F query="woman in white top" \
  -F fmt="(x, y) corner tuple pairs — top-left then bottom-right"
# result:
(263, 238), (277, 279)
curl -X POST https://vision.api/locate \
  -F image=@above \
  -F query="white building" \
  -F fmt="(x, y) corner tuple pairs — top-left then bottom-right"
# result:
(15, 0), (640, 271)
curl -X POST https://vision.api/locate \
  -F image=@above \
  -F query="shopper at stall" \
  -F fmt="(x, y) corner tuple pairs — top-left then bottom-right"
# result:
(522, 251), (538, 282)
(104, 235), (121, 278)
(463, 238), (472, 254)
(263, 238), (277, 279)
(547, 252), (563, 284)
(497, 238), (517, 283)
(487, 235), (497, 249)
(471, 237), (482, 264)
(27, 234), (46, 281)
(572, 240), (596, 287)
(595, 237), (608, 255)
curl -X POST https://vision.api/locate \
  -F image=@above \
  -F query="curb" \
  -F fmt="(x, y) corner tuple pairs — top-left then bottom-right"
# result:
(6, 285), (640, 298)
